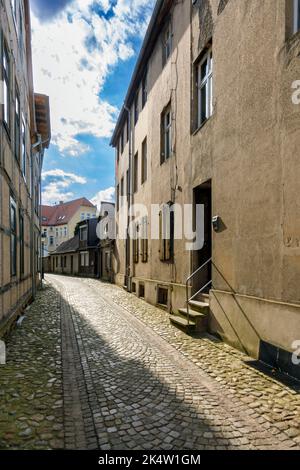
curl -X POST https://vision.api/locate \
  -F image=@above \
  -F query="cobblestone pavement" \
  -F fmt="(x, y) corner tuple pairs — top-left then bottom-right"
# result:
(0, 283), (64, 450)
(0, 274), (299, 450)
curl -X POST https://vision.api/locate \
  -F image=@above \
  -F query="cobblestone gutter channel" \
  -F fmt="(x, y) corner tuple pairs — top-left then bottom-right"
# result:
(50, 275), (298, 449)
(0, 283), (64, 450)
(78, 276), (300, 449)
(0, 275), (299, 450)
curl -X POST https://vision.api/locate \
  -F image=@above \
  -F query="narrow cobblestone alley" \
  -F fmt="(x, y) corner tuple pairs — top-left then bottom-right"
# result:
(0, 274), (299, 450)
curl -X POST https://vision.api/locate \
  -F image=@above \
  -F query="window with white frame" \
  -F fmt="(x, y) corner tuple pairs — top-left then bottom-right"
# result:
(80, 251), (89, 267)
(19, 3), (24, 54)
(159, 204), (175, 262)
(21, 115), (26, 178)
(11, 0), (17, 21)
(80, 225), (88, 241)
(197, 48), (213, 128)
(134, 92), (139, 125)
(141, 137), (147, 184)
(163, 22), (172, 65)
(64, 227), (67, 237)
(19, 210), (24, 275)
(3, 43), (10, 129)
(142, 72), (147, 108)
(294, 0), (300, 33)
(15, 87), (21, 160)
(10, 196), (17, 277)
(161, 104), (172, 164)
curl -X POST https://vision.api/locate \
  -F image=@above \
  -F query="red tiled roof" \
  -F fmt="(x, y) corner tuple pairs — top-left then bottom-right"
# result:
(41, 197), (96, 226)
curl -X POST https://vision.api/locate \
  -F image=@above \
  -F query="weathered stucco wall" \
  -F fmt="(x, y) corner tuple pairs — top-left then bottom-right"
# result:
(0, 0), (40, 332)
(114, 0), (300, 356)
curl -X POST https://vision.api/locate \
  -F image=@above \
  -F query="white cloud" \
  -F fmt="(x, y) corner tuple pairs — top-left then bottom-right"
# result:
(42, 169), (87, 184)
(42, 168), (87, 204)
(91, 186), (115, 211)
(31, 0), (154, 156)
(42, 182), (74, 205)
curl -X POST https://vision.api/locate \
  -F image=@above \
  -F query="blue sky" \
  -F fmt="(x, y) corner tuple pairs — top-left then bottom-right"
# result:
(30, 0), (155, 208)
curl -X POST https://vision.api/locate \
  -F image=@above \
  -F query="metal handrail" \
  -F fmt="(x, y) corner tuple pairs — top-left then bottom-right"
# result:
(186, 257), (212, 326)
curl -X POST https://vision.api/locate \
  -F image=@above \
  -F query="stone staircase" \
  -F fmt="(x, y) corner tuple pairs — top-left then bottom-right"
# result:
(170, 295), (210, 334)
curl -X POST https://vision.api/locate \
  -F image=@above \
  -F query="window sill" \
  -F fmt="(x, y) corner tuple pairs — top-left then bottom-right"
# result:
(160, 154), (173, 166)
(3, 122), (11, 141)
(192, 115), (213, 136)
(285, 29), (300, 56)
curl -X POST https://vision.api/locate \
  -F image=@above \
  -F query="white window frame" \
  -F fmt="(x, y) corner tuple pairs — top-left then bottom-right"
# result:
(80, 251), (89, 267)
(21, 115), (26, 179)
(163, 22), (172, 64)
(3, 43), (10, 129)
(294, 0), (300, 33)
(11, 0), (17, 22)
(10, 196), (17, 277)
(141, 137), (147, 184)
(162, 107), (172, 163)
(15, 86), (21, 160)
(197, 48), (213, 128)
(80, 225), (88, 242)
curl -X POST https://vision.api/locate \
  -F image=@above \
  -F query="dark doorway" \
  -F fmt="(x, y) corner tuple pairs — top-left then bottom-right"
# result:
(192, 180), (212, 295)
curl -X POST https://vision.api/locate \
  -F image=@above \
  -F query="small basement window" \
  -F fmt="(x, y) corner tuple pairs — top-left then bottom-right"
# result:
(157, 287), (168, 306)
(139, 283), (145, 299)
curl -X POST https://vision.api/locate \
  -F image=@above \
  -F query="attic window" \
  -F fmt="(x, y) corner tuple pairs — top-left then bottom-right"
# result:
(80, 225), (88, 241)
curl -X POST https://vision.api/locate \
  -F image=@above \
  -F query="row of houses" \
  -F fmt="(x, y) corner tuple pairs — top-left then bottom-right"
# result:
(43, 201), (115, 283)
(44, 0), (300, 380)
(108, 0), (300, 378)
(0, 0), (50, 335)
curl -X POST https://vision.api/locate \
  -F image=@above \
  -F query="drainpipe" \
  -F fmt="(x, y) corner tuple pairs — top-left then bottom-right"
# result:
(124, 105), (133, 292)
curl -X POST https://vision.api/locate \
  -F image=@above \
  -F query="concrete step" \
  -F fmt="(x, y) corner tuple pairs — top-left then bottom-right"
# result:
(188, 300), (209, 314)
(178, 307), (206, 319)
(176, 305), (209, 333)
(169, 314), (196, 333)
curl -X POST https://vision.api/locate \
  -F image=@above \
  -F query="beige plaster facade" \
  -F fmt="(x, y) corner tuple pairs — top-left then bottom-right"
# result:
(41, 201), (97, 255)
(112, 0), (300, 364)
(0, 1), (50, 335)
